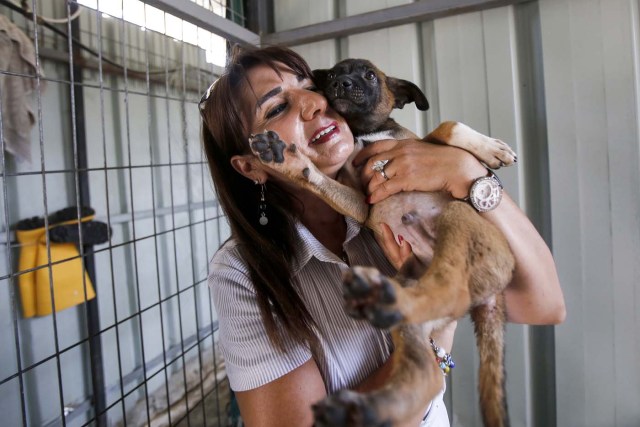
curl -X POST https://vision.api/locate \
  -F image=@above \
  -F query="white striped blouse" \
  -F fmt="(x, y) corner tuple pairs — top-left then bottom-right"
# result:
(208, 217), (397, 393)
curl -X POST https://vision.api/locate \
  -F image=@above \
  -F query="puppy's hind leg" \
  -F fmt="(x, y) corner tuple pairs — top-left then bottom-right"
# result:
(313, 325), (443, 427)
(400, 202), (514, 323)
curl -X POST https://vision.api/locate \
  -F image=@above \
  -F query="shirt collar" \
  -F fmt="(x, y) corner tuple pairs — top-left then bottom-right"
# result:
(291, 216), (363, 275)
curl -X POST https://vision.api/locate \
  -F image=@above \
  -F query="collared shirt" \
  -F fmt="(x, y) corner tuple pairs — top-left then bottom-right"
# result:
(209, 217), (395, 392)
(209, 217), (449, 426)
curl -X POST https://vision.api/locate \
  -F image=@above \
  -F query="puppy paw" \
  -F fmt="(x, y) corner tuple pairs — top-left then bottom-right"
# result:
(477, 136), (517, 169)
(249, 131), (314, 181)
(342, 266), (403, 329)
(249, 131), (287, 163)
(312, 390), (390, 427)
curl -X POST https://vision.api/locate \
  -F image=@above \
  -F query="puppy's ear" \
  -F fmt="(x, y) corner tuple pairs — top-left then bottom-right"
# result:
(386, 77), (430, 111)
(312, 69), (330, 92)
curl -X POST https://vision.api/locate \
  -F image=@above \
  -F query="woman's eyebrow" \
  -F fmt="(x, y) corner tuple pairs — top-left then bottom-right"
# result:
(256, 87), (282, 110)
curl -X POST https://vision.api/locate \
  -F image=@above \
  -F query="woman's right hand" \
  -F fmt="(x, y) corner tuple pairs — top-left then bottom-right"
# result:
(353, 139), (487, 204)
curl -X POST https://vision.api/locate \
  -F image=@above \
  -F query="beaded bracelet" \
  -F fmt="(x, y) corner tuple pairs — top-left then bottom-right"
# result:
(430, 338), (455, 375)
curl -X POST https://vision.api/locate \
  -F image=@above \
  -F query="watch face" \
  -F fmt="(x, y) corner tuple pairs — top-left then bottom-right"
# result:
(470, 176), (502, 212)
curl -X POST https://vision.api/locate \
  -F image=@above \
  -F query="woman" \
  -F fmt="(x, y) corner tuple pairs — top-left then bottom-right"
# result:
(200, 45), (565, 427)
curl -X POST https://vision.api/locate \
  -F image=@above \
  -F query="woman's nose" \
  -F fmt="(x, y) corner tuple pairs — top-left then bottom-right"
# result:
(299, 90), (327, 121)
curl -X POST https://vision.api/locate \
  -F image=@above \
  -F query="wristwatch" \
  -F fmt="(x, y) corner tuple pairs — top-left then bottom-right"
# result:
(461, 170), (503, 212)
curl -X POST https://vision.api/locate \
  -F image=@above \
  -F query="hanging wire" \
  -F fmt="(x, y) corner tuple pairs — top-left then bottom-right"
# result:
(17, 0), (83, 24)
(118, 4), (154, 425)
(185, 20), (208, 426)
(95, 0), (128, 423)
(26, 0), (69, 424)
(198, 30), (224, 424)
(0, 27), (29, 427)
(169, 24), (193, 427)
(141, 4), (174, 426)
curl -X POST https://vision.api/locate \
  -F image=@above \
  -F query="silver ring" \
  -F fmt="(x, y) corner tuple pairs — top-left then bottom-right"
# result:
(379, 169), (389, 180)
(371, 159), (389, 173)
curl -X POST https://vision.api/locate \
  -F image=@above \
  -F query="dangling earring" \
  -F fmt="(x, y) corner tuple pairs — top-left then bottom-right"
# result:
(258, 182), (268, 226)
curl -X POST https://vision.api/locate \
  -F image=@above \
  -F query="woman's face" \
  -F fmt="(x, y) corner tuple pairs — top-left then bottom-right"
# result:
(241, 63), (354, 178)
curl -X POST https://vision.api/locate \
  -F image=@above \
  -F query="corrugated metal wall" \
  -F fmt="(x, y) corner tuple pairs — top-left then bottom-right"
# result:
(540, 0), (640, 426)
(274, 0), (640, 426)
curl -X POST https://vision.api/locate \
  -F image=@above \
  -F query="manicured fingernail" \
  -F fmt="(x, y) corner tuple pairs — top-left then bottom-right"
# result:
(398, 235), (404, 243)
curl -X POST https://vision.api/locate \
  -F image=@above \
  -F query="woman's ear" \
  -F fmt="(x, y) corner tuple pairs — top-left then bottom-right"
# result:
(230, 154), (269, 183)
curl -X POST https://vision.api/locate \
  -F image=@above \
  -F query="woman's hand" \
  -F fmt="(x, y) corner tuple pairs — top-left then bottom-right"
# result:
(353, 139), (487, 203)
(377, 222), (413, 270)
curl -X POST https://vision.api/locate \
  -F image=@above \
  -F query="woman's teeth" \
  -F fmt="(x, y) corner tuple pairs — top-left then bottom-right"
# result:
(311, 125), (336, 144)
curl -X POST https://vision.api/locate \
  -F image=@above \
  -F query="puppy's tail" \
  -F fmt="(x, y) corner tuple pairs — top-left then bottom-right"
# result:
(471, 293), (509, 427)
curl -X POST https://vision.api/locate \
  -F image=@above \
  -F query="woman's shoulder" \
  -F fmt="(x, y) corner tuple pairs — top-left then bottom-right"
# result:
(208, 238), (254, 292)
(210, 237), (242, 266)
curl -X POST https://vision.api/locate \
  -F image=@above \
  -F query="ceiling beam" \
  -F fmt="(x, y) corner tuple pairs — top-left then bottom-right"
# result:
(261, 0), (533, 46)
(144, 0), (260, 46)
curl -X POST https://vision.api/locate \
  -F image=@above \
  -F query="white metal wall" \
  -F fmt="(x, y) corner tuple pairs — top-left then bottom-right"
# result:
(540, 0), (640, 426)
(274, 0), (640, 426)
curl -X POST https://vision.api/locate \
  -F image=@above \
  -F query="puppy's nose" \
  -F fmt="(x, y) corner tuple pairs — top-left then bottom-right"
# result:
(333, 77), (353, 89)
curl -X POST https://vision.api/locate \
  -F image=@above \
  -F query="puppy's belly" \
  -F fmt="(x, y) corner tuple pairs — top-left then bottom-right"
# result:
(368, 192), (453, 266)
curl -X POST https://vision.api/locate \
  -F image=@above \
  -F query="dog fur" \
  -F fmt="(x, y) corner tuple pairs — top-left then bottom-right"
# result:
(248, 58), (517, 427)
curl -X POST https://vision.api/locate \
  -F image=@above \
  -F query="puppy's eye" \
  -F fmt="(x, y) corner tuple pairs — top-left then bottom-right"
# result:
(365, 71), (377, 80)
(327, 72), (336, 80)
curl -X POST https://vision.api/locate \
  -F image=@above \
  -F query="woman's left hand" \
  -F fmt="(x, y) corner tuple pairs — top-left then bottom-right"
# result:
(353, 138), (487, 203)
(377, 222), (413, 270)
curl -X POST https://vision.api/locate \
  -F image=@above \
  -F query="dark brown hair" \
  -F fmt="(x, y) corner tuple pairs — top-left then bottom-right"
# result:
(200, 45), (320, 354)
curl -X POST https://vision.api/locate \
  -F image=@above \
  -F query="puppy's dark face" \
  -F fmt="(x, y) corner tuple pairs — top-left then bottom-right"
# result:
(313, 59), (429, 133)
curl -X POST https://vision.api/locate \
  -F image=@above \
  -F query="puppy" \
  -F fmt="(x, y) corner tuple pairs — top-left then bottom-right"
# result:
(248, 59), (516, 427)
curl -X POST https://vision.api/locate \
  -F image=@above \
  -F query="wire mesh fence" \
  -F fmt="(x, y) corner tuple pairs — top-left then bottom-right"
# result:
(0, 1), (239, 425)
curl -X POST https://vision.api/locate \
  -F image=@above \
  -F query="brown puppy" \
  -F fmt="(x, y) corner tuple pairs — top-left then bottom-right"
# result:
(248, 59), (516, 427)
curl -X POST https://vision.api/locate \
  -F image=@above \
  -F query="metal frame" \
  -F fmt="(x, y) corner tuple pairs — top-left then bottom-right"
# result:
(138, 0), (535, 48)
(144, 0), (260, 45)
(261, 0), (534, 46)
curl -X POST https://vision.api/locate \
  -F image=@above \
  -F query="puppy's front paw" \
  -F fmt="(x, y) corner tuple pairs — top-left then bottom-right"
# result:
(249, 131), (288, 163)
(313, 390), (390, 427)
(478, 136), (517, 169)
(343, 266), (403, 329)
(249, 131), (316, 181)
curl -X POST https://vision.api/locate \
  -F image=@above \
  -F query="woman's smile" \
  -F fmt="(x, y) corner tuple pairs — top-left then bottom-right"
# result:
(309, 122), (339, 145)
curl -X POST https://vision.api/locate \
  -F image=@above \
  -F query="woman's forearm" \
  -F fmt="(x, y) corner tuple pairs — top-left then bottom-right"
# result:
(482, 193), (565, 324)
